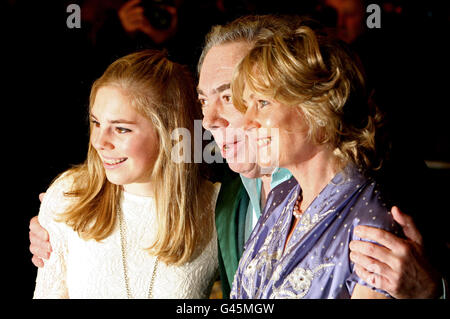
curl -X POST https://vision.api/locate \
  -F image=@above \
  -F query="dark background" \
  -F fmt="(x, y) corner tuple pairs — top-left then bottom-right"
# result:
(5, 0), (449, 299)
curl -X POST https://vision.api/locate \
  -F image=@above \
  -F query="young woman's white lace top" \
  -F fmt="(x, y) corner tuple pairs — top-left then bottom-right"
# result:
(33, 174), (219, 299)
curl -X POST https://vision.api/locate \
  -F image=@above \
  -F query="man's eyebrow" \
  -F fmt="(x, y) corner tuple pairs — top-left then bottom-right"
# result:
(196, 87), (204, 96)
(90, 113), (136, 124)
(216, 83), (231, 94)
(196, 83), (231, 96)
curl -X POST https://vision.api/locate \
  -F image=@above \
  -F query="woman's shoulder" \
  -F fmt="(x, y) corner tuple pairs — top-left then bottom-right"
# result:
(349, 179), (401, 235)
(45, 170), (78, 201)
(38, 170), (78, 225)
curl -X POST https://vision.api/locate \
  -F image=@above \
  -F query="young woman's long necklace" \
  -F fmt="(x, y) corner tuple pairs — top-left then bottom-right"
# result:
(118, 207), (159, 299)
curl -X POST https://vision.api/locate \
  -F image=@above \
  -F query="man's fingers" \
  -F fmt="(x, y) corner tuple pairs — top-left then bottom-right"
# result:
(350, 251), (395, 279)
(29, 243), (50, 260)
(349, 239), (396, 268)
(29, 215), (38, 230)
(353, 225), (403, 252)
(391, 206), (423, 245)
(39, 192), (46, 202)
(29, 216), (49, 242)
(31, 255), (45, 268)
(354, 264), (393, 293)
(127, 6), (144, 14)
(123, 6), (144, 19)
(126, 16), (145, 27)
(29, 232), (51, 259)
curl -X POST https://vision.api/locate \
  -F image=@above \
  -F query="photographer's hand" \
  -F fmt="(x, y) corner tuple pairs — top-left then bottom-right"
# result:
(118, 0), (178, 44)
(118, 0), (147, 35)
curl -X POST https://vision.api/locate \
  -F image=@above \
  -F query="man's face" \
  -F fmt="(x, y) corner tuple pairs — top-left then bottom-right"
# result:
(198, 41), (263, 178)
(325, 0), (364, 44)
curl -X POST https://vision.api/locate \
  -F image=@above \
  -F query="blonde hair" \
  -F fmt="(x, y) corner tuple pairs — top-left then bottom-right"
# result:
(56, 50), (215, 265)
(232, 23), (383, 171)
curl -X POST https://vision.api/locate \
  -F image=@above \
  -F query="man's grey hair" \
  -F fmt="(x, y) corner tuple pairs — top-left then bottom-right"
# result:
(197, 14), (299, 75)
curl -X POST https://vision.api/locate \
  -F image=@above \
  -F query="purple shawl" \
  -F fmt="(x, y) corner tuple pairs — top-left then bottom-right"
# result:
(231, 164), (401, 299)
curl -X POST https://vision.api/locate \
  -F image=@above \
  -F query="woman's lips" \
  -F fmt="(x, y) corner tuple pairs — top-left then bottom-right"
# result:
(101, 156), (128, 169)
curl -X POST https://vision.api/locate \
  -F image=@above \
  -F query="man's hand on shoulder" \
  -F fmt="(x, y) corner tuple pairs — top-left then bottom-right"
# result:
(349, 206), (442, 298)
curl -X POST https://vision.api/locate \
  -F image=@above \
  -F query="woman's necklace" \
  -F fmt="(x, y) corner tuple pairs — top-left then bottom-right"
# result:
(292, 193), (304, 219)
(118, 207), (159, 299)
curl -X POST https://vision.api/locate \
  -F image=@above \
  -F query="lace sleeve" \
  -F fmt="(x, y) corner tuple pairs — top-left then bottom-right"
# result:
(33, 173), (75, 299)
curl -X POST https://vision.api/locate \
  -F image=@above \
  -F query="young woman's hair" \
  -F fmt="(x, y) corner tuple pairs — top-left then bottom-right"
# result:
(56, 50), (215, 265)
(232, 22), (384, 171)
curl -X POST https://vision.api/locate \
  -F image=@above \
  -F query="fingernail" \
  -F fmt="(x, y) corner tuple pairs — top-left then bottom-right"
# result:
(354, 227), (362, 236)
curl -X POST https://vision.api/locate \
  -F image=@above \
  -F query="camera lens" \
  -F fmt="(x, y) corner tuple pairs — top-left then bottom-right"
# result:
(142, 1), (172, 30)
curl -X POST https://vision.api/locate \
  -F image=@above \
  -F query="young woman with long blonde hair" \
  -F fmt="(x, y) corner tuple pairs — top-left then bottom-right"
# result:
(33, 50), (219, 298)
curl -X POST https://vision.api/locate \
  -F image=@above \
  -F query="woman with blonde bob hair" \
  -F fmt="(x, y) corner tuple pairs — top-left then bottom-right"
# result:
(33, 50), (219, 298)
(230, 21), (401, 299)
